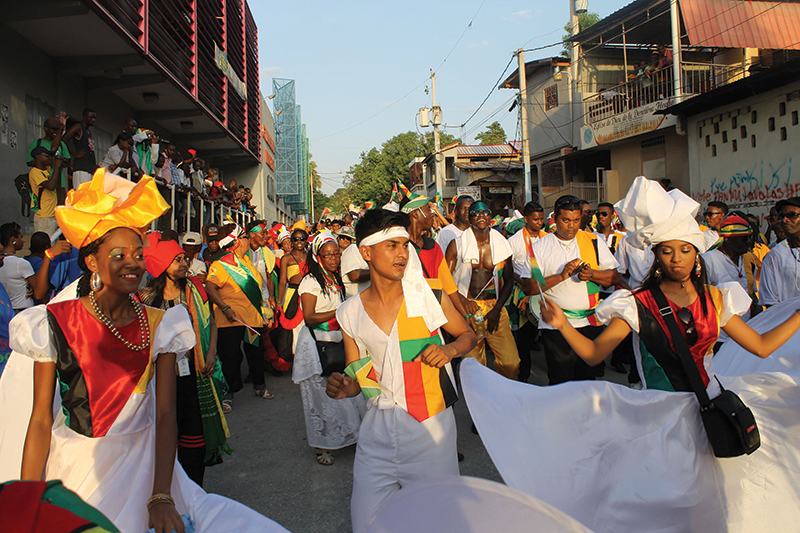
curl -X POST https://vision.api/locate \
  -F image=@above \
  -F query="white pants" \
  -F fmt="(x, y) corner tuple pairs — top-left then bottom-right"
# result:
(72, 170), (93, 188)
(33, 216), (58, 236)
(351, 404), (458, 532)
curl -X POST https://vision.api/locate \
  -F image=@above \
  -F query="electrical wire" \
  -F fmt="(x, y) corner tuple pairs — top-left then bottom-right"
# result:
(433, 0), (487, 73)
(459, 55), (516, 130)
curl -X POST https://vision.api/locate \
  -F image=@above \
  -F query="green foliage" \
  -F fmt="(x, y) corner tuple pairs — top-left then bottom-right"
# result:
(475, 121), (507, 145)
(561, 12), (601, 58)
(343, 131), (458, 205)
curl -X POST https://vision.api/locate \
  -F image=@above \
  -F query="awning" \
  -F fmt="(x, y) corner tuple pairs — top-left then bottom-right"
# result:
(679, 0), (800, 50)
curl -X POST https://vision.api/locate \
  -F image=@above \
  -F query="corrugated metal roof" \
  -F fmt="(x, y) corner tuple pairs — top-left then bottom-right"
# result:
(457, 143), (520, 157)
(680, 0), (800, 50)
(455, 161), (523, 170)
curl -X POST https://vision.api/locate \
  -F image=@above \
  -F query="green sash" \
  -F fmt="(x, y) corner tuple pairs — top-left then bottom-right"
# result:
(218, 252), (262, 313)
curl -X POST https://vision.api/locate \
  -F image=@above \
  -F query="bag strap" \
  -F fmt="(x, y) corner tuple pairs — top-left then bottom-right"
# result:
(648, 285), (713, 407)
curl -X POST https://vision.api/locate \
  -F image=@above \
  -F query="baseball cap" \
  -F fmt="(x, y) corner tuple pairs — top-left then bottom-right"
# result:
(31, 146), (53, 157)
(183, 231), (203, 246)
(776, 197), (800, 212)
(336, 226), (355, 239)
(203, 224), (220, 241)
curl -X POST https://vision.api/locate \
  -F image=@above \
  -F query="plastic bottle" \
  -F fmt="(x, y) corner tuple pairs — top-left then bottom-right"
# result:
(472, 311), (486, 339)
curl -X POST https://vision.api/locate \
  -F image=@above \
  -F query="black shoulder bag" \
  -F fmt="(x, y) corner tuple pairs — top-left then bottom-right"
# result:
(650, 286), (760, 458)
(309, 327), (346, 377)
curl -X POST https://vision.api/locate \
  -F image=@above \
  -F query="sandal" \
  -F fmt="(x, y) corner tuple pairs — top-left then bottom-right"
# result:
(254, 388), (274, 400)
(222, 399), (232, 413)
(316, 449), (334, 466)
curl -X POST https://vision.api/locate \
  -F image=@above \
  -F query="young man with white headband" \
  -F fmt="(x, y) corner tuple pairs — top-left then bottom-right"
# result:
(326, 209), (476, 533)
(445, 201), (520, 380)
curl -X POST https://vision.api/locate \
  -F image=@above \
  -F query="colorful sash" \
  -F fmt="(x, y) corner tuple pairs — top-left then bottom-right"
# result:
(185, 278), (232, 463)
(562, 231), (602, 326)
(219, 251), (263, 344)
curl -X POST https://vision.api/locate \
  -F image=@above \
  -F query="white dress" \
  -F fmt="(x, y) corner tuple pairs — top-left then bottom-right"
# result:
(2, 300), (288, 533)
(462, 288), (800, 533)
(292, 275), (365, 450)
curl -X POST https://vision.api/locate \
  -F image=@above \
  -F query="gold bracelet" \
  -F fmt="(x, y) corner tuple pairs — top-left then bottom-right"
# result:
(147, 493), (175, 510)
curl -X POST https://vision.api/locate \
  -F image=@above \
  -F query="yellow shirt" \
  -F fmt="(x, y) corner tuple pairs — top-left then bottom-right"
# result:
(29, 167), (57, 218)
(207, 251), (264, 328)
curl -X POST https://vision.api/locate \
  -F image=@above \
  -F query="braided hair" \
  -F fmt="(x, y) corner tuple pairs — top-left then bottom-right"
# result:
(305, 246), (346, 300)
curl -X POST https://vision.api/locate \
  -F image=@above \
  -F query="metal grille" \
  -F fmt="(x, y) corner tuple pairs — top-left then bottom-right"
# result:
(148, 0), (195, 92)
(197, 1), (225, 121)
(94, 0), (144, 43)
(274, 78), (299, 198)
(245, 4), (260, 154)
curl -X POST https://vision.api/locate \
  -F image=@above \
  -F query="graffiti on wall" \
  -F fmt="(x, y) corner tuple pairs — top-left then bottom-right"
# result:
(694, 158), (793, 227)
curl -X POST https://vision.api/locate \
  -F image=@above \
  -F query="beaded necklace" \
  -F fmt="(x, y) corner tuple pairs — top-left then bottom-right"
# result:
(89, 290), (151, 351)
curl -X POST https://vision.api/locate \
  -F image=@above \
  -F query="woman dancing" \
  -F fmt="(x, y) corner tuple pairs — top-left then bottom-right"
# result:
(15, 170), (286, 533)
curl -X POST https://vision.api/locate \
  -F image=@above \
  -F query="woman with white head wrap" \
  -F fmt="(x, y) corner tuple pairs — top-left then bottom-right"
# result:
(460, 177), (800, 532)
(293, 232), (365, 466)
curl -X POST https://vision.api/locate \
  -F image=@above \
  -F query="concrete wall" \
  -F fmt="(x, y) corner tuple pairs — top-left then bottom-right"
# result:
(525, 67), (573, 159)
(687, 80), (800, 228)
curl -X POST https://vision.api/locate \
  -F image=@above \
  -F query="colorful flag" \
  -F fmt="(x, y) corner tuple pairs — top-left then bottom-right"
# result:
(434, 193), (444, 213)
(390, 183), (399, 203)
(345, 357), (381, 399)
(320, 207), (333, 217)
(398, 181), (411, 198)
(365, 200), (376, 210)
(524, 235), (546, 288)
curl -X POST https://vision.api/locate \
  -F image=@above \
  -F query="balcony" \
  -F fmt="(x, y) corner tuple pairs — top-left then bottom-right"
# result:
(583, 62), (747, 126)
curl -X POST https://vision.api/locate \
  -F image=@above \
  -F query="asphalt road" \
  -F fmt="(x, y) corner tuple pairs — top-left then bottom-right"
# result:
(204, 346), (628, 533)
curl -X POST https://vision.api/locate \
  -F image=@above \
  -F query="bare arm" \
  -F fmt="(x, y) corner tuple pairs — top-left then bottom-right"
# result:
(202, 311), (218, 377)
(30, 241), (72, 302)
(277, 255), (289, 308)
(300, 292), (336, 328)
(578, 267), (621, 287)
(345, 269), (370, 283)
(539, 298), (631, 365)
(485, 264), (515, 333)
(149, 352), (184, 532)
(21, 361), (56, 480)
(445, 240), (457, 273)
(205, 279), (238, 323)
(723, 312), (800, 359)
(326, 332), (362, 399)
(417, 286), (477, 368)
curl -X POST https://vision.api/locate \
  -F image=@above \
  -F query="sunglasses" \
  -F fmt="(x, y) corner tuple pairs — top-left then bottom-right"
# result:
(555, 195), (581, 207)
(596, 211), (612, 218)
(780, 212), (800, 221)
(291, 235), (307, 242)
(318, 252), (342, 260)
(703, 211), (724, 217)
(337, 235), (352, 241)
(676, 307), (698, 346)
(469, 209), (492, 217)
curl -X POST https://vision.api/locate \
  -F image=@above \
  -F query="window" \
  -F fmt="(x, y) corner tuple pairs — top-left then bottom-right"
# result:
(792, 111), (798, 126)
(722, 131), (728, 143)
(769, 117), (775, 132)
(732, 140), (738, 152)
(780, 102), (786, 116)
(751, 135), (757, 148)
(712, 145), (717, 157)
(752, 110), (758, 124)
(740, 125), (747, 138)
(713, 123), (720, 134)
(544, 85), (558, 110)
(731, 117), (737, 129)
(781, 127), (787, 141)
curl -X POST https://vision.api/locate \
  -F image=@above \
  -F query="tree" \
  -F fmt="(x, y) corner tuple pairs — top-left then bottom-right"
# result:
(561, 12), (601, 58)
(344, 131), (458, 205)
(474, 121), (507, 145)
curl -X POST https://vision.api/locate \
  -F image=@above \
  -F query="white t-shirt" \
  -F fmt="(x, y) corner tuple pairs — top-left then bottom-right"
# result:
(508, 228), (546, 278)
(298, 274), (344, 342)
(100, 145), (140, 174)
(188, 258), (207, 278)
(532, 231), (619, 329)
(593, 230), (626, 255)
(702, 249), (747, 291)
(614, 236), (654, 290)
(436, 225), (464, 258)
(759, 241), (800, 306)
(0, 255), (35, 309)
(340, 244), (370, 299)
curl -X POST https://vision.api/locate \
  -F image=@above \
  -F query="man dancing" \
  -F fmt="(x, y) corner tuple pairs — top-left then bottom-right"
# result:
(326, 209), (476, 532)
(445, 201), (520, 379)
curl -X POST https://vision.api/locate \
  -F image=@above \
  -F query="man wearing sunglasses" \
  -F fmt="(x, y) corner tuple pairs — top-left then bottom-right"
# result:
(593, 203), (626, 255)
(446, 201), (520, 379)
(759, 197), (800, 306)
(525, 195), (620, 384)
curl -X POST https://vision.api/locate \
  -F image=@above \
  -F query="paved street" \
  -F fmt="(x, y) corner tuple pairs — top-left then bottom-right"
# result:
(204, 347), (628, 533)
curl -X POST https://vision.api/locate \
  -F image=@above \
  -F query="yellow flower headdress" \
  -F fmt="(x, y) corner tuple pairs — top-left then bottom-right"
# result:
(55, 168), (171, 248)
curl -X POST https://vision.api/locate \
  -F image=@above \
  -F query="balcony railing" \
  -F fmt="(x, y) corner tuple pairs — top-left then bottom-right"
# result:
(542, 182), (605, 210)
(583, 62), (748, 125)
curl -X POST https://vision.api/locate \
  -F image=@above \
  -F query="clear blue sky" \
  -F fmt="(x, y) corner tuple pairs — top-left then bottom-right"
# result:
(250, 0), (622, 195)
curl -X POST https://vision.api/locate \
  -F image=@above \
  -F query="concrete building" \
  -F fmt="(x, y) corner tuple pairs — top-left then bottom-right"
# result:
(0, 0), (295, 233)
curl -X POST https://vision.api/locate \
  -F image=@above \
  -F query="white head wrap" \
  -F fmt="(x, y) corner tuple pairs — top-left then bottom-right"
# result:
(360, 226), (447, 332)
(311, 231), (338, 261)
(615, 176), (708, 253)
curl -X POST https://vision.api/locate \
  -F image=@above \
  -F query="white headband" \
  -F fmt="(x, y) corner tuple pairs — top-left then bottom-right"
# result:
(359, 226), (410, 247)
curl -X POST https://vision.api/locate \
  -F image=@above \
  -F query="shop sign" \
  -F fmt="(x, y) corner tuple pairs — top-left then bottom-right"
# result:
(487, 186), (513, 194)
(456, 185), (481, 200)
(215, 42), (248, 100)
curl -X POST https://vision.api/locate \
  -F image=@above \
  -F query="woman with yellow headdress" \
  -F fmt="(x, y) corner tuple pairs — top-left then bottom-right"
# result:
(9, 169), (287, 533)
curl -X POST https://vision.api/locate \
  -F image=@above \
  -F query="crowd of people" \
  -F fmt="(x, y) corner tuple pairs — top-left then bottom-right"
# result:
(19, 110), (255, 240)
(1, 167), (800, 532)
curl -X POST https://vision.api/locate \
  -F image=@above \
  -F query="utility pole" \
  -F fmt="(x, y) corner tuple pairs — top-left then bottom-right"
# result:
(517, 49), (537, 204)
(430, 70), (445, 196)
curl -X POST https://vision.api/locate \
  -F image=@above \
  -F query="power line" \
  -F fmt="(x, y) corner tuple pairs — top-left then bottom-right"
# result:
(433, 0), (487, 73)
(459, 55), (516, 130)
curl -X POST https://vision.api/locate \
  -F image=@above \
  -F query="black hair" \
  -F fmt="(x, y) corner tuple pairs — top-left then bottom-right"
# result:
(708, 201), (728, 214)
(114, 131), (133, 145)
(142, 270), (187, 309)
(305, 244), (346, 300)
(29, 232), (51, 254)
(331, 219), (344, 226)
(77, 233), (111, 297)
(291, 228), (308, 240)
(82, 108), (95, 117)
(553, 199), (582, 218)
(522, 202), (544, 217)
(161, 229), (180, 242)
(579, 199), (590, 206)
(0, 222), (21, 247)
(597, 202), (614, 211)
(355, 209), (410, 245)
(641, 243), (711, 315)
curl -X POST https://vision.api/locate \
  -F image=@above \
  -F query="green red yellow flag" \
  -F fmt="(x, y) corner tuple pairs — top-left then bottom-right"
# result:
(345, 357), (381, 399)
